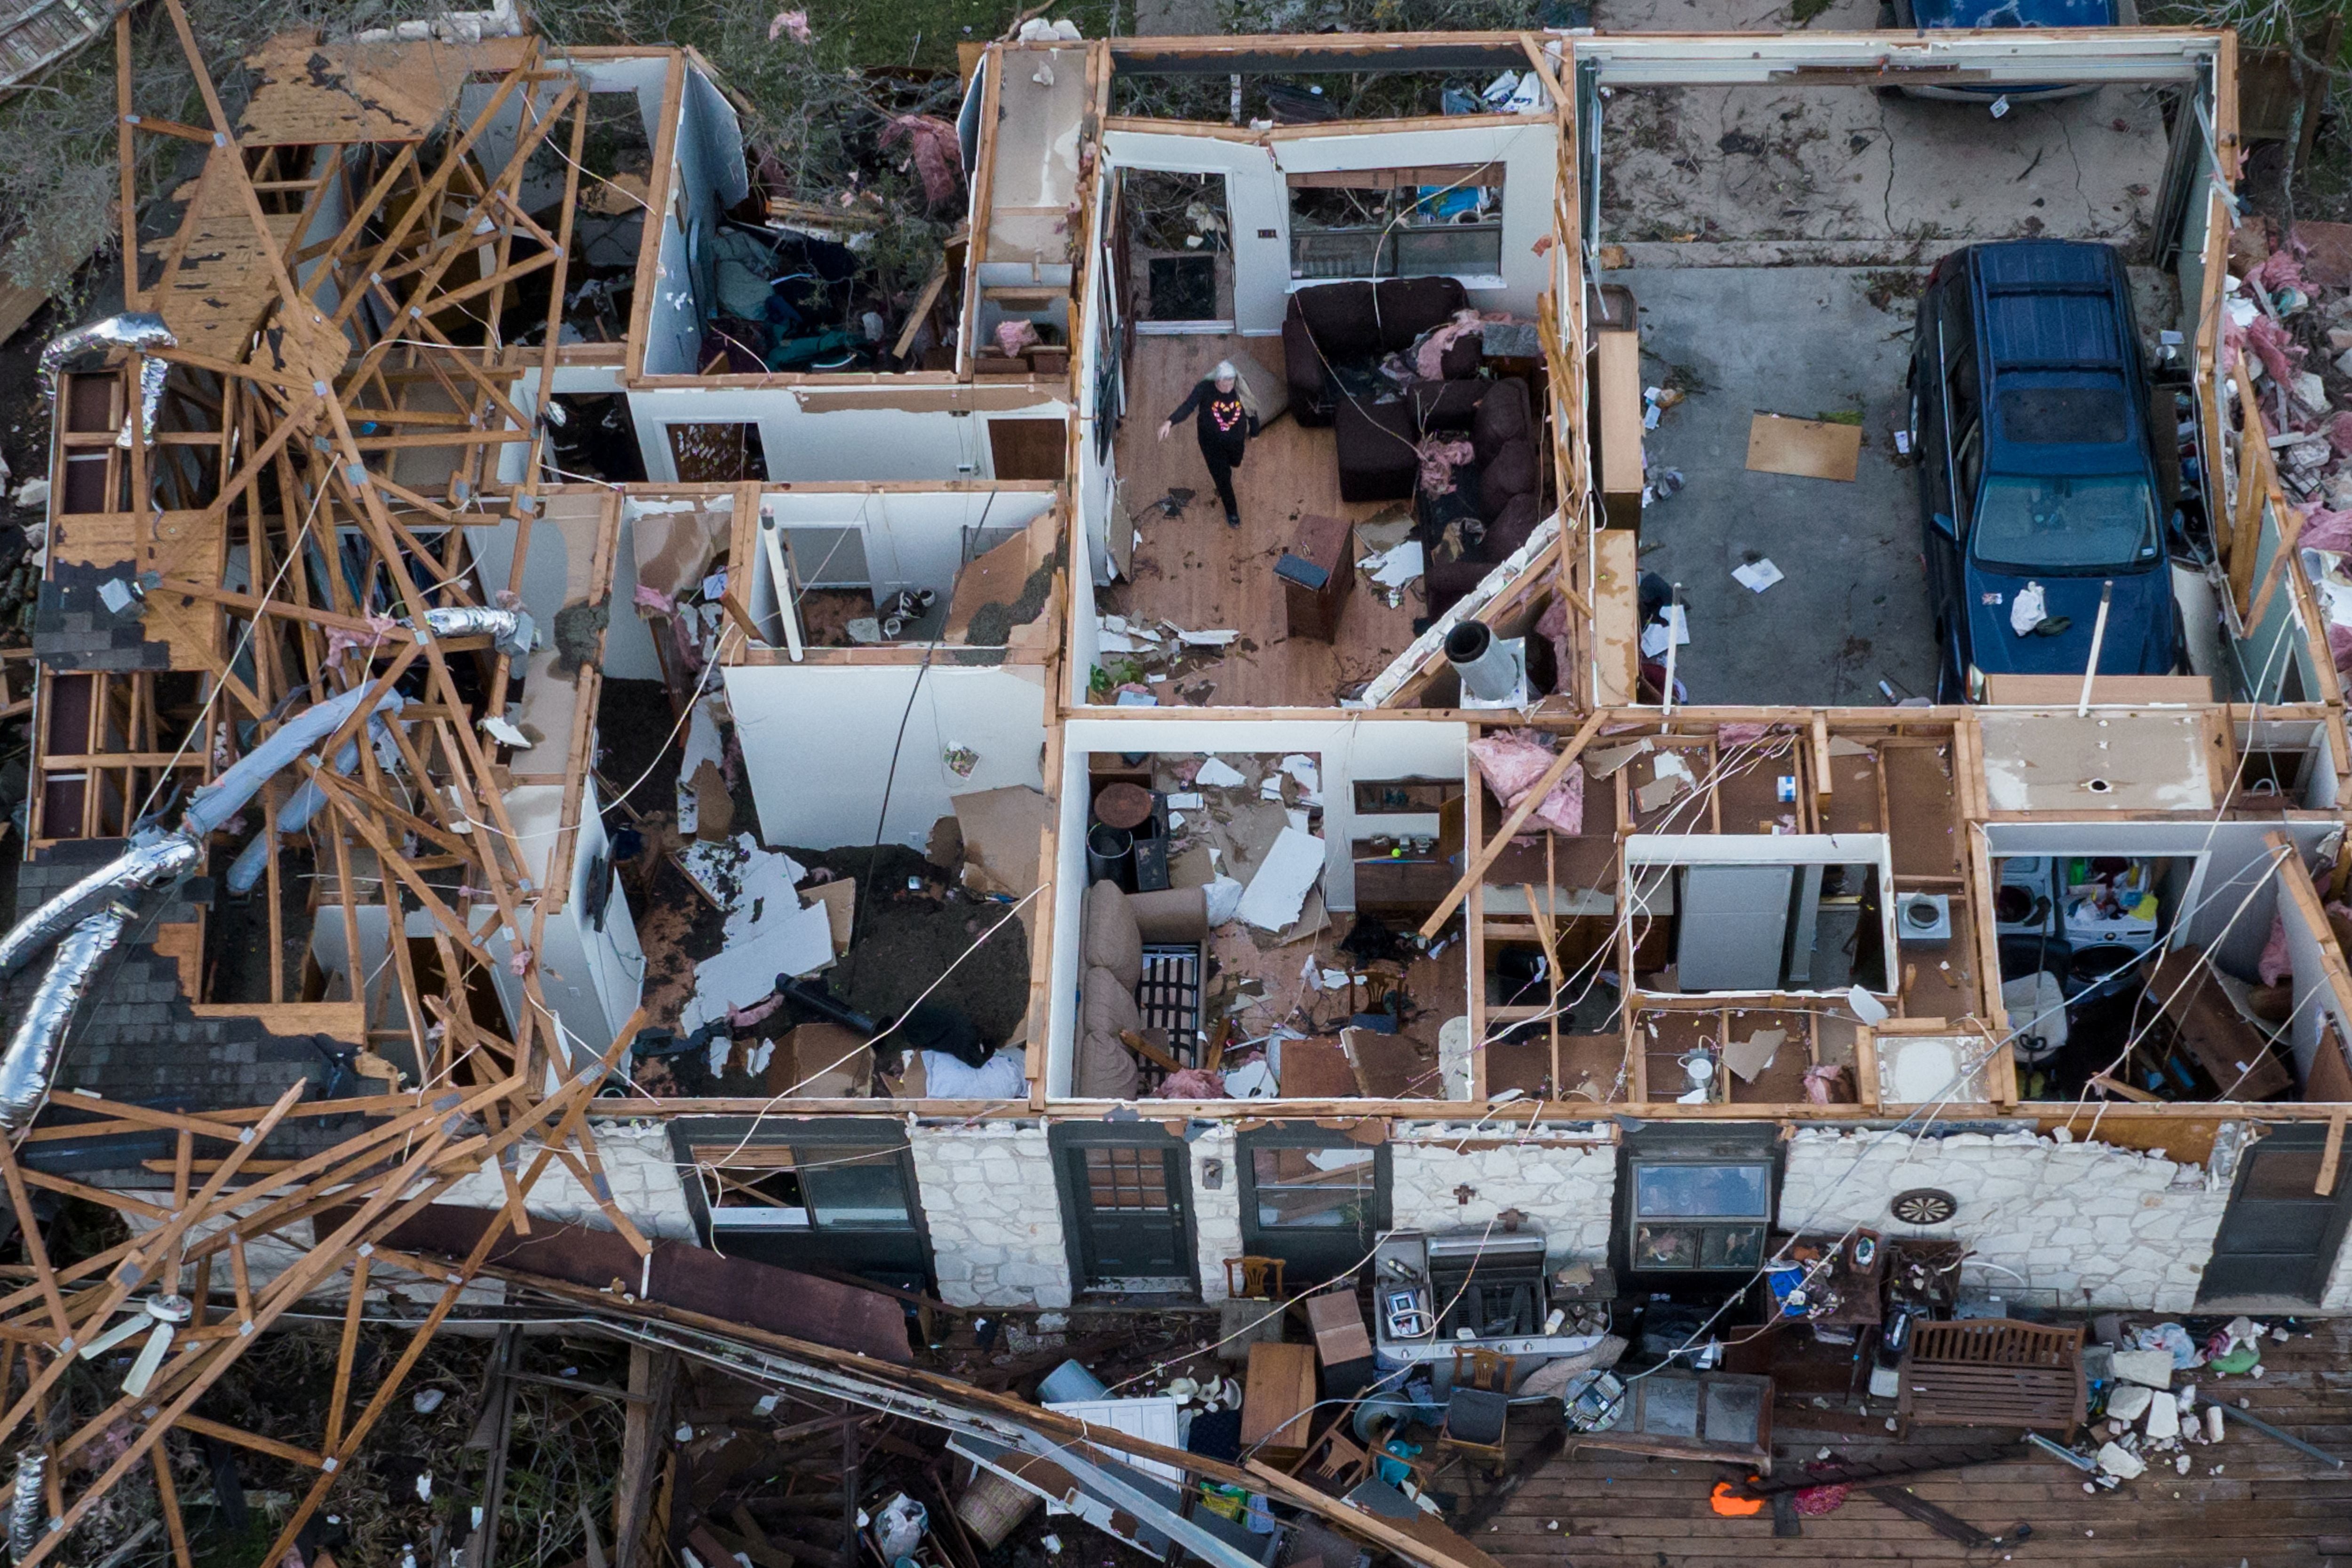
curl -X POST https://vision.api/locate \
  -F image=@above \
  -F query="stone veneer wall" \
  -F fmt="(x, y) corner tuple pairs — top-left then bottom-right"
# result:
(443, 1122), (700, 1242)
(1781, 1126), (2234, 1312)
(1388, 1125), (1618, 1266)
(1190, 1122), (1244, 1304)
(908, 1122), (1074, 1309)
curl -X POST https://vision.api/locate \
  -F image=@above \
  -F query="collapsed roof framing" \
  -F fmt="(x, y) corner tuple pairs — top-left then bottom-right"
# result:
(0, 11), (699, 1559)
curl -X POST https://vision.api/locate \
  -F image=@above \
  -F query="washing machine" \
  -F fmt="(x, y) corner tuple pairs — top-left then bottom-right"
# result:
(1993, 857), (2058, 937)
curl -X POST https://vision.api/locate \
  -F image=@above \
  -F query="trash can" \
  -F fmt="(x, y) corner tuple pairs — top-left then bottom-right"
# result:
(1086, 821), (1134, 889)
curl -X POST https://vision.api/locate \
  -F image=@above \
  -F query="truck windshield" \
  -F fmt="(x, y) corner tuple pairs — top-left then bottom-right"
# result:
(1972, 473), (2158, 572)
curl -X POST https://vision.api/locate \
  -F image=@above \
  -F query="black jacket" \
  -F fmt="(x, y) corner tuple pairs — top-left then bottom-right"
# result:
(1168, 380), (1259, 462)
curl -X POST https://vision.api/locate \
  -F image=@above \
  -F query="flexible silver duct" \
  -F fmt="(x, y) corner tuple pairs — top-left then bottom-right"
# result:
(5, 1443), (44, 1560)
(183, 686), (405, 836)
(224, 725), (374, 896)
(0, 908), (130, 1128)
(38, 311), (177, 449)
(0, 684), (411, 1127)
(404, 605), (536, 659)
(0, 830), (199, 981)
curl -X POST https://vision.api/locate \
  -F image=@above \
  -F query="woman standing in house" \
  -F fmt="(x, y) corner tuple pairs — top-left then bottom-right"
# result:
(1158, 359), (1261, 529)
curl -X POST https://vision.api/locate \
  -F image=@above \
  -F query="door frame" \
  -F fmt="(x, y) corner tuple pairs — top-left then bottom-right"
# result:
(2198, 1122), (2352, 1305)
(1049, 1122), (1201, 1297)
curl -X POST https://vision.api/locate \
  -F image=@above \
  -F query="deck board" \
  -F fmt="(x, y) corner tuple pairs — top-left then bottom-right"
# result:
(1482, 1317), (2352, 1568)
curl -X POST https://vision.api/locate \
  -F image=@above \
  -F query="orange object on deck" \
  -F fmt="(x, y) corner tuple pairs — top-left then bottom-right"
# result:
(1709, 1481), (1764, 1517)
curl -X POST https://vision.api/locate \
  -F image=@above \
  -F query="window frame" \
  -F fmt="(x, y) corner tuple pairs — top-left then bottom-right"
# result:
(1236, 1126), (1391, 1281)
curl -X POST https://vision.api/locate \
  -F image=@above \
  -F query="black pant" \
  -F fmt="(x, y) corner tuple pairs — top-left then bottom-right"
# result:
(1200, 436), (1243, 518)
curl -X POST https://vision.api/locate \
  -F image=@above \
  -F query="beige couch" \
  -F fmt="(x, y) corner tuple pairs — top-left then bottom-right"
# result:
(1075, 881), (1211, 1098)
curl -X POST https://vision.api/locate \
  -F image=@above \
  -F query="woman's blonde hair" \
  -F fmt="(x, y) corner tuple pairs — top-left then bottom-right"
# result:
(1210, 359), (1261, 421)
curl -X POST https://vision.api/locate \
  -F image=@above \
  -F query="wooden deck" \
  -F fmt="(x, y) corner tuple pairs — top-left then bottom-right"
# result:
(1104, 334), (1420, 708)
(1480, 1317), (2352, 1568)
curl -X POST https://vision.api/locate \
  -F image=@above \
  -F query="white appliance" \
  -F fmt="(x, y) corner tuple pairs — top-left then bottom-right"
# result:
(1994, 857), (2057, 937)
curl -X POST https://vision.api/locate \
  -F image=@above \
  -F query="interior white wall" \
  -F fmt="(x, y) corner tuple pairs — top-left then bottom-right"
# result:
(2276, 882), (2352, 1085)
(626, 386), (1067, 482)
(1046, 737), (1090, 1098)
(1104, 132), (1290, 334)
(1103, 119), (1557, 335)
(725, 663), (1050, 848)
(755, 489), (1052, 602)
(639, 60), (745, 376)
(476, 782), (646, 1068)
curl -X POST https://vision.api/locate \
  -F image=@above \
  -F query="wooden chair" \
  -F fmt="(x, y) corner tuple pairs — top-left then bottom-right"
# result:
(1224, 1255), (1286, 1301)
(1439, 1347), (1516, 1475)
(1289, 1425), (1370, 1488)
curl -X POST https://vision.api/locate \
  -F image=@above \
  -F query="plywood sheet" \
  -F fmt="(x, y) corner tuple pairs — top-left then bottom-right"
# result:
(1978, 711), (2218, 813)
(235, 33), (520, 145)
(146, 161), (303, 362)
(1592, 528), (1641, 706)
(1746, 414), (1861, 482)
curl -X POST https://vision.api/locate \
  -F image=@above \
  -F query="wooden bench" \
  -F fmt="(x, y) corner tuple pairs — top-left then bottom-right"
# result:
(1899, 1319), (2085, 1435)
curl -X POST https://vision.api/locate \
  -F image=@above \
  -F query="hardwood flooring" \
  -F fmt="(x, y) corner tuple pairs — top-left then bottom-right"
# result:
(1104, 334), (1421, 708)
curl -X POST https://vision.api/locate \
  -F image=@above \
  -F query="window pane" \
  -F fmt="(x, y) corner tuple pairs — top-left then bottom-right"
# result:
(1252, 1147), (1374, 1229)
(799, 1146), (912, 1228)
(1635, 1163), (1770, 1218)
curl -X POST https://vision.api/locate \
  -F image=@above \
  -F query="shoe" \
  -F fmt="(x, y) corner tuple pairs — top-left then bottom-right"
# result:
(1225, 508), (1241, 529)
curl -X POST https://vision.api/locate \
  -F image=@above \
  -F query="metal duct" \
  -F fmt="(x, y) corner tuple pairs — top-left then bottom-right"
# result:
(37, 311), (177, 449)
(404, 605), (536, 659)
(5, 1451), (41, 1560)
(0, 907), (133, 1128)
(183, 686), (405, 837)
(0, 830), (200, 981)
(224, 725), (376, 896)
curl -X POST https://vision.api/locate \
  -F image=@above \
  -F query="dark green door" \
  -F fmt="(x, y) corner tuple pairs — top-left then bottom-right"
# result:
(2199, 1127), (2352, 1304)
(1056, 1133), (1193, 1291)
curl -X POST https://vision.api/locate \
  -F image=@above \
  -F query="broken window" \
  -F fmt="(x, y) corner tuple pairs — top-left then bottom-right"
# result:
(1287, 165), (1503, 282)
(699, 1144), (916, 1231)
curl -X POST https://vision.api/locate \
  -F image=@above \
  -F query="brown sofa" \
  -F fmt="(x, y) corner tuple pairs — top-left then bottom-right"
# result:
(1424, 381), (1546, 616)
(1074, 881), (1211, 1099)
(1282, 276), (1474, 426)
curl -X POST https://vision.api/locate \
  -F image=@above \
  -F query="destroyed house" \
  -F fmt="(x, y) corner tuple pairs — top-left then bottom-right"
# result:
(8, 9), (2352, 1560)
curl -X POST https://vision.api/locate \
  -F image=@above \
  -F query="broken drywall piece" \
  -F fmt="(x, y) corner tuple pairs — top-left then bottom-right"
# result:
(2144, 1391), (2181, 1441)
(1746, 413), (1862, 481)
(1235, 827), (1326, 932)
(1196, 757), (1248, 789)
(1583, 739), (1654, 779)
(1176, 628), (1239, 646)
(2112, 1349), (2176, 1389)
(1204, 875), (1244, 926)
(675, 834), (810, 942)
(1279, 755), (1321, 798)
(480, 714), (532, 748)
(1722, 1029), (1786, 1083)
(680, 900), (836, 1030)
(2095, 1442), (2145, 1480)
(1731, 558), (1784, 593)
(2106, 1383), (2153, 1423)
(1365, 540), (1424, 588)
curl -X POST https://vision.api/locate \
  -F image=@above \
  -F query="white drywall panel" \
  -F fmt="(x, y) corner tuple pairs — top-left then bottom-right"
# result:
(725, 663), (1049, 849)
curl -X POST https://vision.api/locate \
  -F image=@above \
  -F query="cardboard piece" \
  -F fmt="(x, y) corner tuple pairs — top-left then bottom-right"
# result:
(1746, 414), (1862, 482)
(1722, 1028), (1787, 1084)
(953, 784), (1053, 897)
(1305, 1291), (1374, 1367)
(770, 1022), (874, 1097)
(690, 759), (735, 842)
(804, 877), (856, 954)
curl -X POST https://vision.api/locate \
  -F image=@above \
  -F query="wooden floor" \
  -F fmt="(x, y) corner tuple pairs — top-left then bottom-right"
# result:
(1479, 1316), (2352, 1568)
(1104, 334), (1420, 708)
